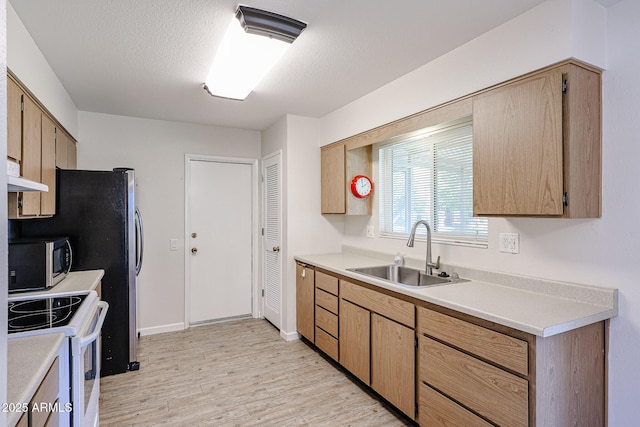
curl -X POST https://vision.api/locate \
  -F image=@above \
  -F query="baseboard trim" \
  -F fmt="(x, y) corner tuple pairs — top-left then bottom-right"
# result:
(138, 322), (185, 336)
(280, 329), (301, 341)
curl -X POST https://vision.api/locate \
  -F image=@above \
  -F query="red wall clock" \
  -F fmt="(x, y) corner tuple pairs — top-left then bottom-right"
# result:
(350, 175), (373, 198)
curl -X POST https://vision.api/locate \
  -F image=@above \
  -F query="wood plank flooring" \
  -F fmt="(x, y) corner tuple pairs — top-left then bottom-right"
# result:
(99, 318), (413, 426)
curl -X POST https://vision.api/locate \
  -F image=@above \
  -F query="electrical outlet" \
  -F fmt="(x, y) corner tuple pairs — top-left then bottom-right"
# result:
(499, 233), (519, 254)
(366, 225), (375, 238)
(170, 239), (178, 251)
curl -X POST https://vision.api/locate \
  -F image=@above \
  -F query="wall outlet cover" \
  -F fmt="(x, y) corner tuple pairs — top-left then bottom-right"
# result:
(499, 233), (519, 254)
(366, 225), (375, 238)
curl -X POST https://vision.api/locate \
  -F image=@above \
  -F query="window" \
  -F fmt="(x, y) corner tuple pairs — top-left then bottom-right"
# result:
(379, 117), (488, 246)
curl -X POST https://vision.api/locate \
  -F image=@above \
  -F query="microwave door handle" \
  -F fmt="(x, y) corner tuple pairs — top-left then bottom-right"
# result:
(78, 301), (109, 348)
(135, 208), (144, 276)
(65, 240), (73, 274)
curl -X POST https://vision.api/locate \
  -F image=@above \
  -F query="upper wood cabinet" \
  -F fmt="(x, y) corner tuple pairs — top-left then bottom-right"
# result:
(319, 59), (600, 219)
(320, 143), (372, 215)
(55, 128), (77, 169)
(473, 62), (601, 217)
(7, 78), (23, 162)
(7, 72), (78, 219)
(321, 144), (345, 213)
(41, 115), (57, 216)
(17, 93), (44, 217)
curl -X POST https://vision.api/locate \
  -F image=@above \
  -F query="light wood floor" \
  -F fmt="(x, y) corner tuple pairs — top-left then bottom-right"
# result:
(99, 318), (413, 426)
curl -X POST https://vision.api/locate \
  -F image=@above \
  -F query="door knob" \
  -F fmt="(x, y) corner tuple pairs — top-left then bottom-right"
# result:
(272, 246), (280, 252)
(191, 247), (198, 254)
(191, 233), (197, 238)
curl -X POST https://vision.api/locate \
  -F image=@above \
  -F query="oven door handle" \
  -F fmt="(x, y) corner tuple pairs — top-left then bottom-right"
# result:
(79, 301), (109, 348)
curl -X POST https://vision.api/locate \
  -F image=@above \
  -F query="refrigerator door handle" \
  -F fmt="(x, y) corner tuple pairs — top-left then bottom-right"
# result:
(135, 208), (144, 275)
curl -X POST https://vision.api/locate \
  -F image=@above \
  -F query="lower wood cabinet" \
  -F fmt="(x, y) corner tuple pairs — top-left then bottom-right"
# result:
(339, 298), (370, 383)
(418, 382), (492, 427)
(419, 334), (528, 427)
(313, 272), (339, 361)
(340, 280), (415, 419)
(295, 262), (606, 427)
(416, 306), (605, 427)
(295, 263), (315, 342)
(371, 313), (415, 417)
(16, 357), (60, 427)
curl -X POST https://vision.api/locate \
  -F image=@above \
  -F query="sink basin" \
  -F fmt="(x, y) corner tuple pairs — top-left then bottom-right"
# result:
(347, 265), (467, 288)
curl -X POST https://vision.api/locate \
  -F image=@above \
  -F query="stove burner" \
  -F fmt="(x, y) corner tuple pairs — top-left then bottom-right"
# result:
(8, 295), (86, 333)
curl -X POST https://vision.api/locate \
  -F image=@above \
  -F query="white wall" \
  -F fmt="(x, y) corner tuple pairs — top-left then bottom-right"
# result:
(283, 0), (637, 423)
(7, 3), (78, 138)
(78, 112), (261, 333)
(284, 115), (342, 336)
(599, 1), (640, 423)
(261, 115), (343, 336)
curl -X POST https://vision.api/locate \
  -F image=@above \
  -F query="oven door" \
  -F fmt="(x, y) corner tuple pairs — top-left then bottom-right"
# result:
(71, 300), (108, 427)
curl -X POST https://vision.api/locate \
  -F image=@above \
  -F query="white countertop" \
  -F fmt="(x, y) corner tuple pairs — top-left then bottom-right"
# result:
(7, 333), (65, 427)
(295, 251), (618, 337)
(14, 269), (104, 297)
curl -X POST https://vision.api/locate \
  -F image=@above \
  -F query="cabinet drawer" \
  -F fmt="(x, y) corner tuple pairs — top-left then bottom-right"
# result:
(315, 326), (339, 361)
(341, 280), (414, 327)
(316, 271), (339, 295)
(419, 336), (528, 427)
(31, 357), (59, 427)
(418, 382), (492, 427)
(315, 288), (338, 314)
(316, 306), (338, 337)
(417, 306), (528, 376)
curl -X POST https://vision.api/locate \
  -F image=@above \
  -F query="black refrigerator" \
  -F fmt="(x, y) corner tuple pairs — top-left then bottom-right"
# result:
(20, 168), (144, 376)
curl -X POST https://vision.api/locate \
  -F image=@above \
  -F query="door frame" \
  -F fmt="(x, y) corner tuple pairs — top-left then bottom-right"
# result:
(184, 154), (260, 328)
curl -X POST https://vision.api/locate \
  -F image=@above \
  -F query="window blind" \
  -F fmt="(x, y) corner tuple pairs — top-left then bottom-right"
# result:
(379, 117), (488, 246)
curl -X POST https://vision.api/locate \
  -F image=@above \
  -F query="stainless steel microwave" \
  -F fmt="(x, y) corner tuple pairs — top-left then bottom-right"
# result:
(8, 237), (73, 293)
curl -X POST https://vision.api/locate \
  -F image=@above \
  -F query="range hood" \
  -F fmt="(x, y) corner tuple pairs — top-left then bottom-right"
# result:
(7, 175), (49, 192)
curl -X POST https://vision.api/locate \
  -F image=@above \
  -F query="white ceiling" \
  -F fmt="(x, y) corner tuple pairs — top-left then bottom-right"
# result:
(10, 0), (559, 131)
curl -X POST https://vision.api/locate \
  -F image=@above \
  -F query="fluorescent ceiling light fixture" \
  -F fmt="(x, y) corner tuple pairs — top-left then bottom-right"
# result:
(204, 6), (307, 100)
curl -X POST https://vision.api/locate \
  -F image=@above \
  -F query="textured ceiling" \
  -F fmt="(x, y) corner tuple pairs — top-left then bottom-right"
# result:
(10, 0), (554, 130)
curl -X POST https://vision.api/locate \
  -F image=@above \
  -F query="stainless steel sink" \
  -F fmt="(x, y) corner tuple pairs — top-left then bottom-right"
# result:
(347, 265), (467, 288)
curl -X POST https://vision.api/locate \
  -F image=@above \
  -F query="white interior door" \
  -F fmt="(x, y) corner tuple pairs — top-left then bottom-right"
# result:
(262, 152), (282, 328)
(188, 159), (253, 324)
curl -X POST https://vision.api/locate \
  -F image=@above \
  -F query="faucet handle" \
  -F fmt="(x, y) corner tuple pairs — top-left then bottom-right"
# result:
(428, 256), (441, 270)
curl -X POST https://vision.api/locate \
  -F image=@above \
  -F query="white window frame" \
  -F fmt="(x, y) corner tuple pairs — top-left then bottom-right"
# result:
(378, 116), (488, 248)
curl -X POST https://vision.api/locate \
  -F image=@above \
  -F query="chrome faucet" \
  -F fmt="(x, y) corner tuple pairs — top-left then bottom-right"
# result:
(406, 220), (441, 275)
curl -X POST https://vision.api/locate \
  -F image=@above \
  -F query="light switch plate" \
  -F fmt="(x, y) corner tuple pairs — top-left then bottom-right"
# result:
(499, 233), (519, 254)
(170, 239), (178, 251)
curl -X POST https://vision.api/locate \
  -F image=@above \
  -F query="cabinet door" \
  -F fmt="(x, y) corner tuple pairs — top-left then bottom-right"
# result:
(55, 129), (68, 169)
(296, 263), (315, 342)
(41, 115), (57, 216)
(21, 95), (43, 216)
(339, 298), (370, 384)
(67, 139), (77, 169)
(371, 313), (415, 418)
(321, 144), (345, 214)
(473, 71), (563, 216)
(7, 77), (22, 162)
